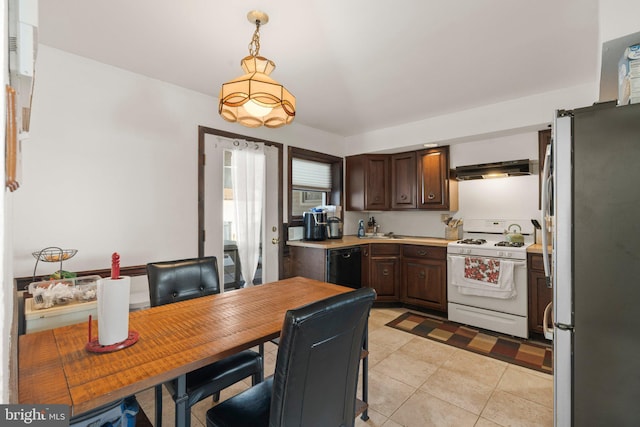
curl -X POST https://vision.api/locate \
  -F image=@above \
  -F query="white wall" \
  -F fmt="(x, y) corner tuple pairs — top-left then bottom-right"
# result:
(451, 132), (540, 221)
(599, 0), (640, 42)
(343, 83), (594, 156)
(12, 46), (345, 278)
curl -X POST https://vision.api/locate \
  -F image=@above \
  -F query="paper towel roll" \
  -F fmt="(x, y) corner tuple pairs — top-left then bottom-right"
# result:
(97, 276), (131, 346)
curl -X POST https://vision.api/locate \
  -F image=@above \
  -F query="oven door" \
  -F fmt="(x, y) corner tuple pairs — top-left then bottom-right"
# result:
(446, 254), (528, 316)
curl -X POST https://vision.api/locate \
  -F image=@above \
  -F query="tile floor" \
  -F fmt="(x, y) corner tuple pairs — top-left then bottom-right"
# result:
(136, 307), (553, 427)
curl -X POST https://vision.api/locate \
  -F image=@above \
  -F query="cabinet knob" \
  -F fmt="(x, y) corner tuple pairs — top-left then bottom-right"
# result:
(382, 269), (389, 276)
(417, 249), (427, 256)
(401, 194), (407, 200)
(418, 271), (426, 279)
(427, 193), (435, 200)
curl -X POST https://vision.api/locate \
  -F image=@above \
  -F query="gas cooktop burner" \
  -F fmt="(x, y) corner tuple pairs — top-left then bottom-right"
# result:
(457, 239), (487, 245)
(495, 241), (525, 247)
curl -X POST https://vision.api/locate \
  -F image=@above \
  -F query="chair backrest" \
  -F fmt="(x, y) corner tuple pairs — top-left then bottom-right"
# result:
(146, 257), (220, 307)
(270, 287), (376, 427)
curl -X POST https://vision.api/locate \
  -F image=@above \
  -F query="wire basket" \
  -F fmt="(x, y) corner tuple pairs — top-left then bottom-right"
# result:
(31, 247), (78, 282)
(32, 248), (77, 262)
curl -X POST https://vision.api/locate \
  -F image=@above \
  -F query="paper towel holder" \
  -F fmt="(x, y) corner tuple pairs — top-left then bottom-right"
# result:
(85, 328), (139, 353)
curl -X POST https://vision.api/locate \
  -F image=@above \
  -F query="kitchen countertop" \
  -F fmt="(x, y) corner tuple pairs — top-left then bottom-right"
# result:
(287, 235), (452, 249)
(526, 244), (552, 254)
(288, 238), (553, 253)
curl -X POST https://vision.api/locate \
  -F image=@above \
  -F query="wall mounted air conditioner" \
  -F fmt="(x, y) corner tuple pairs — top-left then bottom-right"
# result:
(8, 0), (38, 135)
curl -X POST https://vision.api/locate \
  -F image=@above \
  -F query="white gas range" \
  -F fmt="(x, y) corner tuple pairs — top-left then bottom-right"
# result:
(447, 219), (534, 338)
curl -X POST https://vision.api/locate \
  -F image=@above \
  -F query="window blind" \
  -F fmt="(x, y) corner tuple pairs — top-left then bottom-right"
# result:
(292, 158), (332, 191)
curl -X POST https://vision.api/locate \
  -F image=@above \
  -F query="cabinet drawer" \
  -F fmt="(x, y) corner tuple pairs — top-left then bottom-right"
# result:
(370, 243), (400, 256)
(402, 245), (446, 260)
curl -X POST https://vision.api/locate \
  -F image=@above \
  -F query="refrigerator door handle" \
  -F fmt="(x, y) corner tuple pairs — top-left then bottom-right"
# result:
(542, 301), (554, 340)
(541, 144), (553, 287)
(555, 322), (573, 331)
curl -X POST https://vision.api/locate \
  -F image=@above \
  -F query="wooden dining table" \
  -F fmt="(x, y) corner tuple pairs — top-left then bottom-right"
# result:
(18, 277), (358, 426)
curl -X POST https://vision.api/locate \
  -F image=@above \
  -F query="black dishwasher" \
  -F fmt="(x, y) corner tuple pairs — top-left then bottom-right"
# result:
(326, 246), (362, 289)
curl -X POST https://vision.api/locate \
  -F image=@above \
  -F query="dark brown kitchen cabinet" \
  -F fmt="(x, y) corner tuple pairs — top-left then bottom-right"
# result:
(288, 246), (327, 282)
(345, 154), (390, 211)
(391, 152), (417, 209)
(538, 129), (551, 209)
(368, 244), (400, 301)
(401, 245), (447, 312)
(528, 252), (552, 335)
(346, 147), (457, 212)
(416, 146), (453, 210)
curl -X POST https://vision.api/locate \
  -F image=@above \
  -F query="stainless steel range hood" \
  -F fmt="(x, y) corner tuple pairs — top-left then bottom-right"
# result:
(454, 159), (531, 180)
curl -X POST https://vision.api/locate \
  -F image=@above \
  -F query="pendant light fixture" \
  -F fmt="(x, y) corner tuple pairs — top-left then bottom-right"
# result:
(218, 10), (296, 128)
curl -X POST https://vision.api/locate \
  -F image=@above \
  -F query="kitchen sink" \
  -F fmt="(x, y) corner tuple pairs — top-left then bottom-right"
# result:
(366, 233), (404, 239)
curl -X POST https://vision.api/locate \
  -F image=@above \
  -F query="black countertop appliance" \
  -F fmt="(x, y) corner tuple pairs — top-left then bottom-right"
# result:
(303, 210), (327, 241)
(327, 216), (343, 239)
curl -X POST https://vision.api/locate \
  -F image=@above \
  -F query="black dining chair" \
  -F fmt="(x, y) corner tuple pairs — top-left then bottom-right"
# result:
(205, 286), (376, 427)
(146, 257), (264, 427)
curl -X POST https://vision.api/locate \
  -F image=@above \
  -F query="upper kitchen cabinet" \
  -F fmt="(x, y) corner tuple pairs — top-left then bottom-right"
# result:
(417, 146), (456, 210)
(346, 147), (457, 212)
(391, 152), (417, 209)
(346, 154), (390, 211)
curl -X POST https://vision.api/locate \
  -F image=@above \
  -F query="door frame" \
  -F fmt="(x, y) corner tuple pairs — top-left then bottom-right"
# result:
(197, 126), (284, 279)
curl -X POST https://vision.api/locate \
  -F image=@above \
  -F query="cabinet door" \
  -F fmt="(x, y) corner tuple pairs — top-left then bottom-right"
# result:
(528, 254), (553, 335)
(391, 152), (416, 209)
(370, 257), (400, 301)
(402, 258), (446, 311)
(365, 156), (390, 210)
(417, 147), (449, 210)
(345, 154), (390, 211)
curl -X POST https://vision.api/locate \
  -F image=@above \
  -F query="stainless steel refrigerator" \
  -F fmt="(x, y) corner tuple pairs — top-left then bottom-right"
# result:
(542, 101), (640, 426)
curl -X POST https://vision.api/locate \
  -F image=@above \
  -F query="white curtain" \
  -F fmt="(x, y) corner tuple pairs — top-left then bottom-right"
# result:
(229, 140), (265, 287)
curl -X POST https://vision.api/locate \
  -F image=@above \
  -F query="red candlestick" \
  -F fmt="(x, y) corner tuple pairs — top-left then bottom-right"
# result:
(111, 252), (120, 279)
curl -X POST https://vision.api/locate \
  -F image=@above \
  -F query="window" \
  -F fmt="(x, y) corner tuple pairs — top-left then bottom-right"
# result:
(288, 147), (343, 225)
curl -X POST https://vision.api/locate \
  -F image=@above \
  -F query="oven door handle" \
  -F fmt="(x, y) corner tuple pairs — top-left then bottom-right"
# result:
(447, 255), (526, 268)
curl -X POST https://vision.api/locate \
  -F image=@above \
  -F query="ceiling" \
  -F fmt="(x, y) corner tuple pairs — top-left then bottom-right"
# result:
(38, 0), (599, 137)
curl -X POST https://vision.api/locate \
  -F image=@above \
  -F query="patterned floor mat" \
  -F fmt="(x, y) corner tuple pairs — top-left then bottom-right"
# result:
(386, 312), (553, 374)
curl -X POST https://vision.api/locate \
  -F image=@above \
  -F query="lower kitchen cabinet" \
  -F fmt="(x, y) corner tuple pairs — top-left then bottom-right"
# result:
(401, 245), (447, 311)
(287, 242), (448, 314)
(367, 244), (400, 301)
(288, 246), (327, 282)
(527, 252), (552, 335)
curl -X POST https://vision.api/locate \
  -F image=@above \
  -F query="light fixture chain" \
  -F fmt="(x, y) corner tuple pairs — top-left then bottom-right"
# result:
(248, 21), (261, 57)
